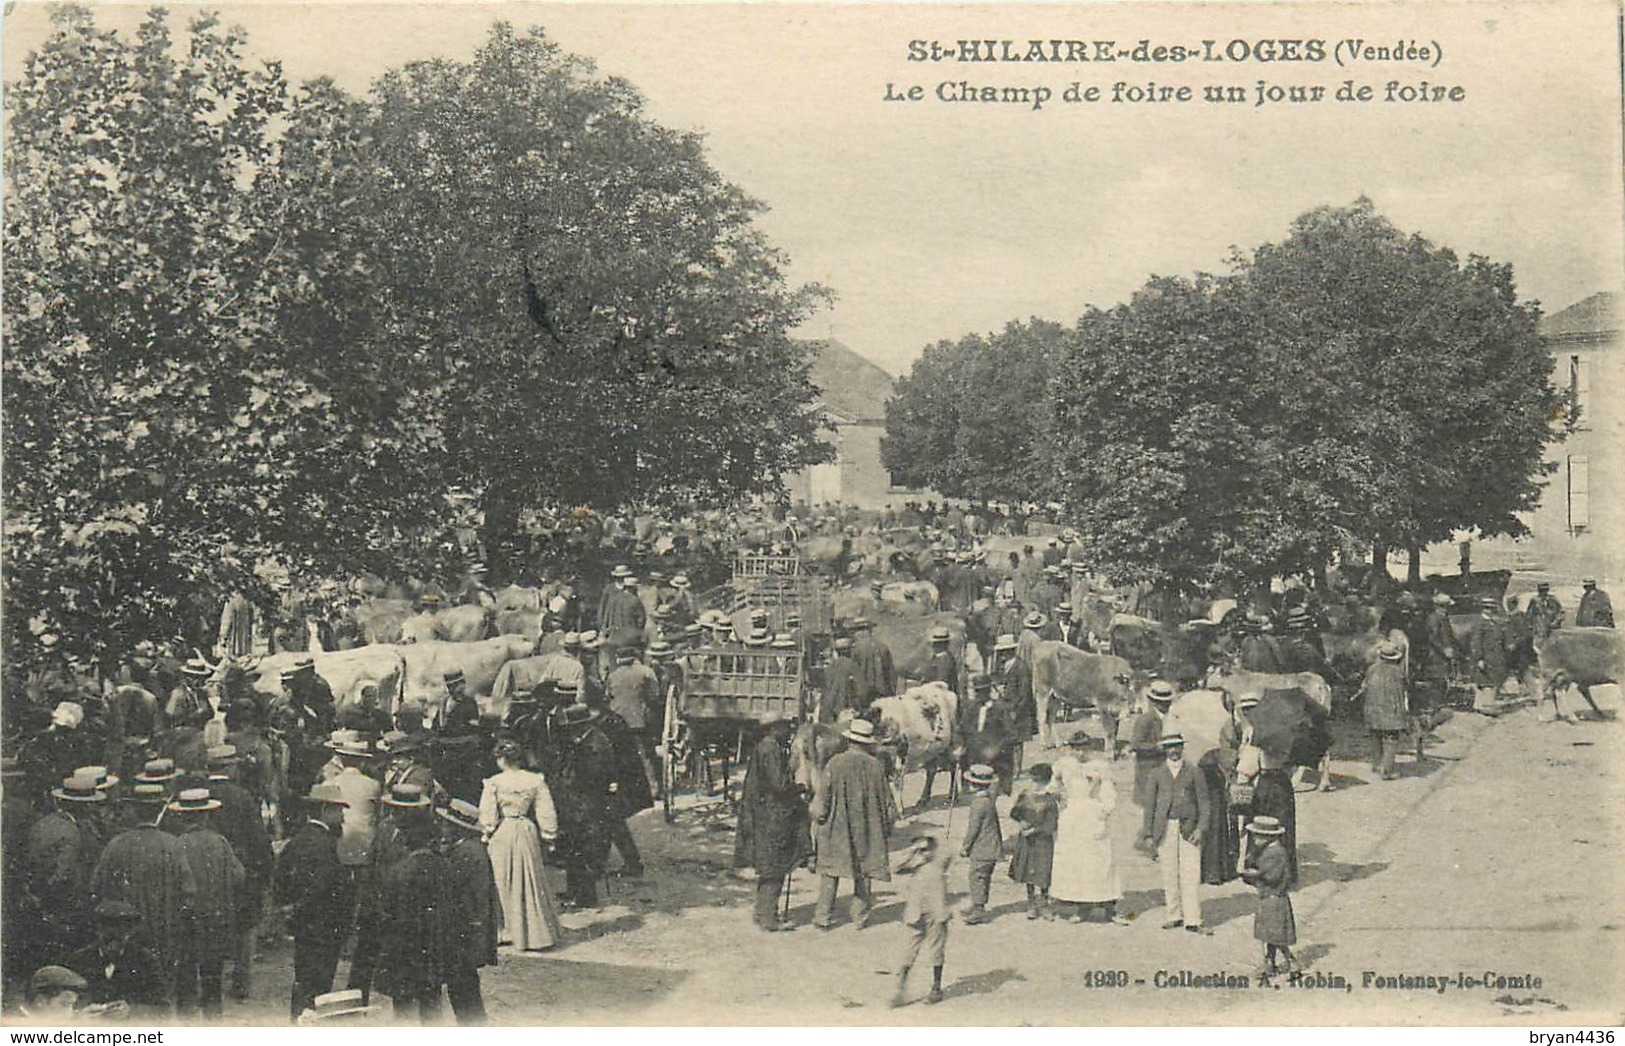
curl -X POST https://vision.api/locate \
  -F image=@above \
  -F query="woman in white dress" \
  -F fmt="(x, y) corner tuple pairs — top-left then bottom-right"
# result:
(1049, 736), (1128, 924)
(479, 740), (563, 950)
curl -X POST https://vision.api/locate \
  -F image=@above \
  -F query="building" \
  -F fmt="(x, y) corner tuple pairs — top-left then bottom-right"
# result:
(784, 339), (915, 510)
(1470, 291), (1623, 584)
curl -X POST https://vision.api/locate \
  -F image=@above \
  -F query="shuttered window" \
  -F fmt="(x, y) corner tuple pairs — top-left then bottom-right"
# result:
(1571, 355), (1591, 428)
(1568, 455), (1590, 531)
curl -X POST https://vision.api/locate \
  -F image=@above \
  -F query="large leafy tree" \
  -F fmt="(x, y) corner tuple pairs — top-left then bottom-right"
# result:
(355, 25), (832, 578)
(1235, 199), (1561, 577)
(1052, 277), (1281, 592)
(881, 319), (1062, 503)
(3, 8), (440, 670)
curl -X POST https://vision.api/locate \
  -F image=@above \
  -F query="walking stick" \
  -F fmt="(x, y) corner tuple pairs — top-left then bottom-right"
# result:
(782, 868), (793, 923)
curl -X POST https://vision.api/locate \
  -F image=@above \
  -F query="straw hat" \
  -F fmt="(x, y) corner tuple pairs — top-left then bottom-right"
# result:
(167, 787), (222, 814)
(963, 764), (996, 788)
(843, 719), (878, 744)
(1246, 815), (1285, 836)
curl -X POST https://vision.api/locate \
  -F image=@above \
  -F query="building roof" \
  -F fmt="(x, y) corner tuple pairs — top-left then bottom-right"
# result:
(804, 339), (895, 422)
(1540, 292), (1620, 343)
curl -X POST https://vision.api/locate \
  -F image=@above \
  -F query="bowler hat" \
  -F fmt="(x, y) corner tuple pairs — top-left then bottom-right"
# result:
(559, 703), (600, 727)
(1066, 728), (1092, 748)
(1537, 582), (1551, 591)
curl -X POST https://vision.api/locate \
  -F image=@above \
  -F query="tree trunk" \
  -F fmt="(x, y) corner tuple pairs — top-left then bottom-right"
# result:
(480, 482), (519, 587)
(1407, 546), (1422, 585)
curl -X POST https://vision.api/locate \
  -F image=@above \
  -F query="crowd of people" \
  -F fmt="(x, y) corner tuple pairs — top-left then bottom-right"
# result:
(2, 501), (1614, 1021)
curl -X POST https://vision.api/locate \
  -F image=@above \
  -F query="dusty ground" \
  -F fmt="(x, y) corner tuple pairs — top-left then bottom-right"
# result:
(215, 693), (1623, 1027)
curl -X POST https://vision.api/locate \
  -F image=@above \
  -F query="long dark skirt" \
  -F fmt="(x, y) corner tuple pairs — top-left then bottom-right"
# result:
(1198, 761), (1238, 885)
(1244, 770), (1298, 886)
(1254, 894), (1296, 945)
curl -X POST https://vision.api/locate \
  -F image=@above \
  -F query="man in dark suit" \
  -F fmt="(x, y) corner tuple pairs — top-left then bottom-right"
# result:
(818, 637), (860, 723)
(275, 785), (351, 1022)
(849, 619), (896, 716)
(922, 627), (960, 697)
(1140, 733), (1210, 934)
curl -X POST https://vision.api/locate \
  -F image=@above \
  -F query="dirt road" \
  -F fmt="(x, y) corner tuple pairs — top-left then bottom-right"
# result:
(221, 700), (1623, 1026)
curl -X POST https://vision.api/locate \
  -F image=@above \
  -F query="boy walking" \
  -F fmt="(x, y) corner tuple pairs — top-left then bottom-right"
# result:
(892, 836), (951, 1007)
(959, 764), (1003, 925)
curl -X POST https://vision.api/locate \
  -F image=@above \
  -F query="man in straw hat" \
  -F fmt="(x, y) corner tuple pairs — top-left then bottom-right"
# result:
(165, 658), (216, 733)
(734, 715), (811, 932)
(812, 719), (897, 931)
(435, 798), (499, 1024)
(22, 772), (109, 973)
(1358, 641), (1410, 780)
(1130, 680), (1176, 807)
(374, 783), (450, 1023)
(90, 779), (198, 1007)
(167, 788), (243, 1018)
(275, 782), (351, 1021)
(1470, 596), (1517, 718)
(923, 626), (960, 697)
(1140, 733), (1210, 934)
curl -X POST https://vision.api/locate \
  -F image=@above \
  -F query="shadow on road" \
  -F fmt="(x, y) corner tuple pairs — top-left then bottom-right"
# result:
(942, 967), (1026, 1001)
(1296, 841), (1387, 890)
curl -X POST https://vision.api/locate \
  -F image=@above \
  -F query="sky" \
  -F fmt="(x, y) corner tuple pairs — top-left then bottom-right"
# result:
(5, 0), (1622, 376)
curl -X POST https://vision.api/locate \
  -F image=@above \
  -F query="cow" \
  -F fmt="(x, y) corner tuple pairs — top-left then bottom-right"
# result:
(1538, 627), (1623, 719)
(351, 598), (414, 645)
(237, 646), (408, 710)
(1028, 641), (1137, 749)
(433, 603), (494, 643)
(1203, 665), (1335, 791)
(869, 682), (959, 809)
(398, 636), (536, 717)
(1106, 615), (1212, 687)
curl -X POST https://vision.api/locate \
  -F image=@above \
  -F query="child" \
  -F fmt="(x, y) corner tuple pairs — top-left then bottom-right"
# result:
(892, 836), (951, 1007)
(1008, 763), (1059, 920)
(1241, 816), (1299, 976)
(959, 764), (1003, 925)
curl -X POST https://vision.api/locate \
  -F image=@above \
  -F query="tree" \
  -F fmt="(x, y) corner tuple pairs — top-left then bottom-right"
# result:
(1051, 277), (1281, 593)
(2, 8), (440, 671)
(881, 319), (1063, 503)
(353, 25), (832, 578)
(1234, 199), (1562, 579)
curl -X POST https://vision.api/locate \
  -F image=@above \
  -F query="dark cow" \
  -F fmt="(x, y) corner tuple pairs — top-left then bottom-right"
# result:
(1107, 614), (1212, 687)
(873, 612), (969, 686)
(1029, 641), (1136, 748)
(1538, 627), (1623, 718)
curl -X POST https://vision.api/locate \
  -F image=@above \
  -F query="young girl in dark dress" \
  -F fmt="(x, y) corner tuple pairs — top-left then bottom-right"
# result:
(1008, 763), (1059, 919)
(1242, 816), (1300, 976)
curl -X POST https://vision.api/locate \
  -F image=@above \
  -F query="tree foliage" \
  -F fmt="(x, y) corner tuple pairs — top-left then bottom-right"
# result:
(884, 199), (1564, 593)
(355, 25), (831, 574)
(3, 11), (832, 667)
(880, 319), (1060, 503)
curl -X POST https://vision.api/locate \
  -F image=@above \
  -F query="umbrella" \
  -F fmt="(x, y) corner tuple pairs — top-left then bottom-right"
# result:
(1250, 688), (1332, 767)
(1164, 689), (1231, 759)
